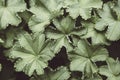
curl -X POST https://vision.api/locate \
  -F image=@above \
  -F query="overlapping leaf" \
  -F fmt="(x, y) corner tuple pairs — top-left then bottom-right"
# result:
(95, 2), (120, 41)
(0, 0), (119, 79)
(64, 0), (102, 20)
(68, 40), (108, 74)
(0, 0), (26, 29)
(99, 58), (120, 80)
(3, 27), (23, 48)
(30, 67), (70, 80)
(46, 16), (86, 53)
(81, 20), (109, 45)
(28, 0), (64, 32)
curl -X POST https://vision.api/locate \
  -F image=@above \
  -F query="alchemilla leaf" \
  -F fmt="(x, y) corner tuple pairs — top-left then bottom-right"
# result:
(3, 27), (23, 48)
(81, 20), (109, 45)
(46, 16), (86, 53)
(68, 40), (108, 74)
(99, 58), (120, 80)
(0, 0), (120, 79)
(30, 67), (70, 80)
(28, 0), (64, 32)
(95, 1), (120, 41)
(0, 0), (26, 29)
(65, 0), (102, 20)
(8, 32), (55, 76)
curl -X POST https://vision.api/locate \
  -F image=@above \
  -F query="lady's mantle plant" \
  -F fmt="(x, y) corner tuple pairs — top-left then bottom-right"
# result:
(0, 0), (120, 80)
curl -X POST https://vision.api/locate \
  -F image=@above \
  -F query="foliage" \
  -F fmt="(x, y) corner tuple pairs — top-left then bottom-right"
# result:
(0, 0), (120, 80)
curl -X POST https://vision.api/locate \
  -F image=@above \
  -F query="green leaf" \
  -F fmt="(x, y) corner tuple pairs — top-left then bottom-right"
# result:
(3, 27), (22, 48)
(99, 58), (120, 80)
(0, 38), (4, 43)
(83, 73), (102, 80)
(95, 2), (120, 41)
(68, 40), (108, 73)
(30, 67), (70, 80)
(81, 21), (110, 45)
(8, 32), (55, 76)
(19, 11), (33, 23)
(53, 16), (74, 33)
(0, 64), (2, 71)
(113, 0), (120, 20)
(46, 16), (86, 53)
(28, 0), (64, 32)
(65, 0), (102, 20)
(52, 36), (73, 53)
(0, 0), (26, 29)
(107, 58), (120, 75)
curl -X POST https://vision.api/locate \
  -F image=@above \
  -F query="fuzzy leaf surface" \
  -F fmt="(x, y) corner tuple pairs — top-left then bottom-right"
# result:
(9, 32), (55, 76)
(0, 0), (26, 29)
(46, 16), (86, 53)
(29, 0), (64, 32)
(95, 2), (120, 41)
(99, 58), (120, 80)
(65, 0), (102, 19)
(68, 40), (108, 74)
(30, 67), (70, 80)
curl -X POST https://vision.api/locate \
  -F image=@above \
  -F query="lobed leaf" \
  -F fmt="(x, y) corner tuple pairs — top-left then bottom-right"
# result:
(9, 32), (55, 76)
